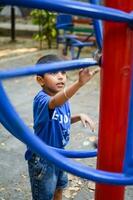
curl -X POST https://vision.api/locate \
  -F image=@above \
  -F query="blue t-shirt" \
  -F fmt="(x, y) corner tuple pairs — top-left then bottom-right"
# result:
(25, 90), (71, 160)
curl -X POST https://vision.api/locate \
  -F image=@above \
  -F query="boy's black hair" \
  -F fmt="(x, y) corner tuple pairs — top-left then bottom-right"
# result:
(36, 54), (62, 65)
(36, 54), (63, 76)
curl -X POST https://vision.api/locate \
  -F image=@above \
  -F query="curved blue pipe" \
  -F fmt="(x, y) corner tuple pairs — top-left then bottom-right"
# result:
(0, 89), (25, 142)
(0, 60), (98, 158)
(1, 111), (97, 158)
(53, 148), (97, 158)
(0, 90), (97, 158)
(0, 59), (97, 80)
(1, 82), (133, 185)
(1, 109), (98, 158)
(2, 0), (133, 23)
(0, 86), (97, 159)
(0, 113), (24, 142)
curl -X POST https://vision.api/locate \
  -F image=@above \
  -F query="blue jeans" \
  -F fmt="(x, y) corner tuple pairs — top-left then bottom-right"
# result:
(28, 155), (68, 200)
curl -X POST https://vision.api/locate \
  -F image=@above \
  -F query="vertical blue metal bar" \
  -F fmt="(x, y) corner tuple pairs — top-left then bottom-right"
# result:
(89, 0), (103, 50)
(123, 70), (133, 175)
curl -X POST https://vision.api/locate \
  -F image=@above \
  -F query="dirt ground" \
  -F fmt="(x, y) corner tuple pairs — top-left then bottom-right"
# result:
(0, 37), (133, 200)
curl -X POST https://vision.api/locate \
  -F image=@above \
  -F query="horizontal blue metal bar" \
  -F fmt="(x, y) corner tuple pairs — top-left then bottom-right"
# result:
(2, 0), (133, 23)
(0, 59), (97, 80)
(1, 82), (133, 185)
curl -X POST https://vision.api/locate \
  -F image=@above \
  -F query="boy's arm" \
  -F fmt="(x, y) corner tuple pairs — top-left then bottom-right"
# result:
(71, 114), (81, 124)
(71, 113), (95, 132)
(49, 80), (81, 109)
(49, 68), (99, 109)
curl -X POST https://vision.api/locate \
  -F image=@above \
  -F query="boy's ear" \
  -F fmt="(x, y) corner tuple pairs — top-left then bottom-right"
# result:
(36, 76), (45, 87)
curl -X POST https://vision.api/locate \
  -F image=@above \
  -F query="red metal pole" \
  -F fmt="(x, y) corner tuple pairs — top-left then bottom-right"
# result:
(95, 1), (133, 200)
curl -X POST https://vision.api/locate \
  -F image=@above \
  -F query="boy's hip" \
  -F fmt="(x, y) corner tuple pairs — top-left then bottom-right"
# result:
(28, 153), (68, 188)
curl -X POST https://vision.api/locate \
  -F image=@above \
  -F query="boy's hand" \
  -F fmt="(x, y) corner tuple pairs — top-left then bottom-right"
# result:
(80, 113), (95, 132)
(78, 68), (99, 87)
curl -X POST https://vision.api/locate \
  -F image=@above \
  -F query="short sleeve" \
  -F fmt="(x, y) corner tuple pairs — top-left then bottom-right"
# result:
(33, 92), (51, 130)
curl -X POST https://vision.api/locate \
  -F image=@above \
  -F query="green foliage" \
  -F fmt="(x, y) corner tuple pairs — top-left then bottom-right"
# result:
(30, 9), (57, 49)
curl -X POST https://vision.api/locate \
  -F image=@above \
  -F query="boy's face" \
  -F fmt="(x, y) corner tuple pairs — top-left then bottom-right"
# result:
(37, 71), (67, 95)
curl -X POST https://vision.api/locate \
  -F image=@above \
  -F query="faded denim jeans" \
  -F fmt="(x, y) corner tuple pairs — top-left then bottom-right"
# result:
(28, 155), (68, 200)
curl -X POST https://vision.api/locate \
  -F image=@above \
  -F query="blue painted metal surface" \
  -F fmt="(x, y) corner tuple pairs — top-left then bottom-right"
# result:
(123, 74), (133, 175)
(1, 0), (133, 187)
(1, 81), (133, 185)
(0, 106), (98, 159)
(0, 59), (97, 80)
(89, 0), (103, 50)
(0, 112), (21, 140)
(1, 0), (133, 23)
(56, 14), (73, 30)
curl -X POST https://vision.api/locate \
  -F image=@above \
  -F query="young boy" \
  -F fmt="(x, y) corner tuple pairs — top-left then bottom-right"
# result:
(25, 54), (98, 200)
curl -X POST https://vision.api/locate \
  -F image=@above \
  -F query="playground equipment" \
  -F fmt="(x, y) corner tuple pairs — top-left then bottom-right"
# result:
(56, 0), (102, 59)
(1, 0), (133, 200)
(56, 13), (95, 59)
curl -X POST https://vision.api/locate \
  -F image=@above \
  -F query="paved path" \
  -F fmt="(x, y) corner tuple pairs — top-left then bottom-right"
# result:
(0, 22), (38, 31)
(0, 50), (133, 200)
(0, 22), (38, 37)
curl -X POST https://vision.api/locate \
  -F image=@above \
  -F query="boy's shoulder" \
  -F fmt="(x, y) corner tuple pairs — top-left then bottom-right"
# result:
(34, 90), (50, 104)
(35, 90), (48, 99)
